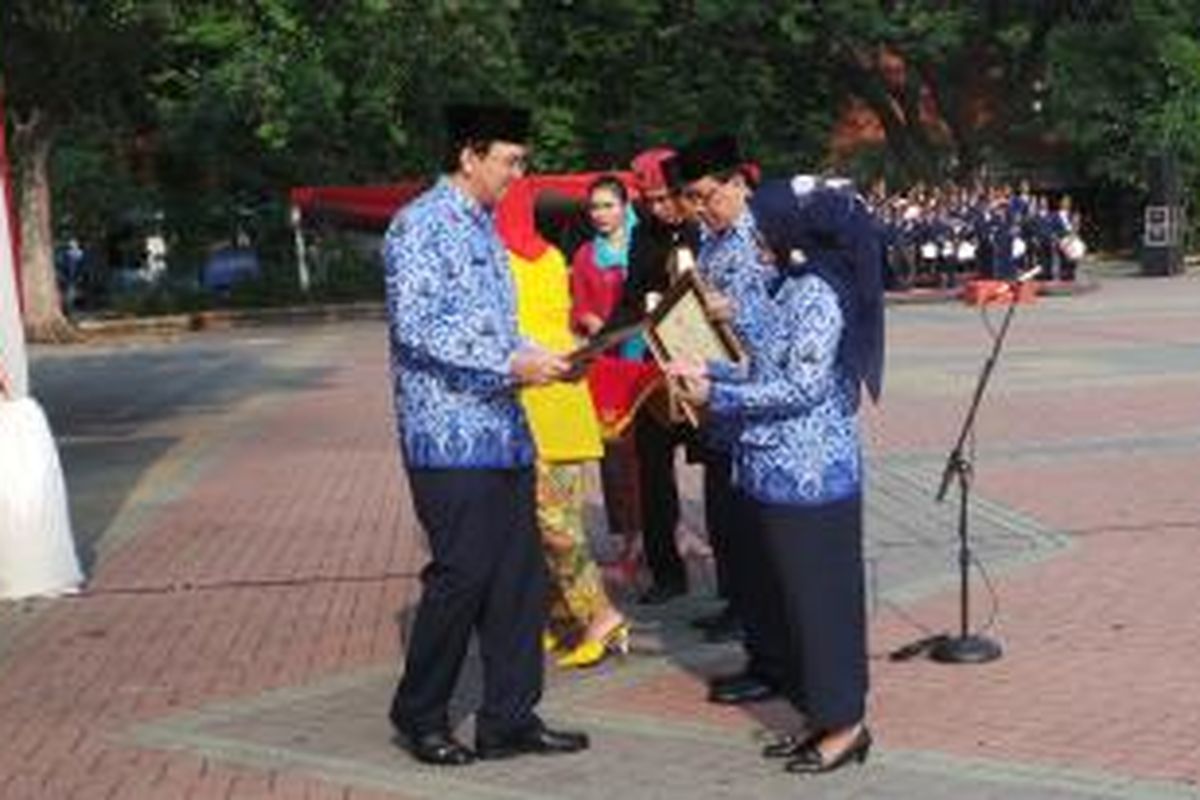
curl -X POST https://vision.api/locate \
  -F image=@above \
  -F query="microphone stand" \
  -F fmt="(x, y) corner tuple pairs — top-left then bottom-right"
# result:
(925, 279), (1033, 664)
(890, 273), (1037, 666)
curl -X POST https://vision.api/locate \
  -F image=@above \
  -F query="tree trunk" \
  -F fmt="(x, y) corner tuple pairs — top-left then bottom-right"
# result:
(919, 61), (981, 181)
(831, 39), (941, 183)
(12, 112), (76, 343)
(841, 63), (939, 182)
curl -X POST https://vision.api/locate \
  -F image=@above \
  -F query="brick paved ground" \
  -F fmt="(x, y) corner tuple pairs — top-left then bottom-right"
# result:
(2, 272), (1199, 798)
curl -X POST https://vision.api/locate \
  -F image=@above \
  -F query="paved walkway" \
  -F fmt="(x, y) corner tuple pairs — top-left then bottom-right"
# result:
(3, 272), (1200, 798)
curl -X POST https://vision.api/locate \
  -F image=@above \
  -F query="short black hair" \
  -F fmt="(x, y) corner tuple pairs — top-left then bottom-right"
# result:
(442, 139), (493, 174)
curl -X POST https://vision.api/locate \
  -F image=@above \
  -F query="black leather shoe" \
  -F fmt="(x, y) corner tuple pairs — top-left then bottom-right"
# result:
(476, 724), (590, 760)
(395, 730), (476, 766)
(702, 613), (743, 644)
(637, 582), (686, 606)
(707, 670), (747, 691)
(707, 673), (779, 705)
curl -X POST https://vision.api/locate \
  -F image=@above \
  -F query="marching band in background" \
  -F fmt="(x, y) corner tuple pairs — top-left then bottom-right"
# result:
(872, 179), (1086, 289)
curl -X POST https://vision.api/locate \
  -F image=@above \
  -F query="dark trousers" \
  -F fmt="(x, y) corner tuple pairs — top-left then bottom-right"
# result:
(391, 468), (546, 739)
(727, 488), (787, 685)
(635, 411), (687, 591)
(759, 495), (868, 730)
(600, 437), (642, 537)
(701, 450), (736, 601)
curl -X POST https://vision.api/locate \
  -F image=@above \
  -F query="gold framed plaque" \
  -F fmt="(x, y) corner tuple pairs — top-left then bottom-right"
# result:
(644, 270), (746, 426)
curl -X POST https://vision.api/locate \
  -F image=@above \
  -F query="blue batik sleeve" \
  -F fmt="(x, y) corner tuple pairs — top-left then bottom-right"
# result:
(707, 358), (749, 384)
(707, 278), (842, 419)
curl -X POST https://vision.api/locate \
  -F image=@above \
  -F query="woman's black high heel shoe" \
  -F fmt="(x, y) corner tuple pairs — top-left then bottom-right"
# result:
(784, 726), (871, 775)
(761, 730), (816, 759)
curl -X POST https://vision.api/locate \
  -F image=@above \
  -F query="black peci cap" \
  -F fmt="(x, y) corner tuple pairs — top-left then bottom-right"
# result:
(675, 134), (743, 183)
(445, 103), (532, 147)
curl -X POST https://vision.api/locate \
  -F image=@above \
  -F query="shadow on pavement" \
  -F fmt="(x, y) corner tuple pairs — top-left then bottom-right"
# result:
(30, 336), (334, 575)
(56, 436), (175, 572)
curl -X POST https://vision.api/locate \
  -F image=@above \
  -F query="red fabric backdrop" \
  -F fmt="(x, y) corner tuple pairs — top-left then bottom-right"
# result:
(289, 172), (636, 257)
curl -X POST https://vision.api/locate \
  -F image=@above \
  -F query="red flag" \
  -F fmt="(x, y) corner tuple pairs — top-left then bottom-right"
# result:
(585, 355), (663, 439)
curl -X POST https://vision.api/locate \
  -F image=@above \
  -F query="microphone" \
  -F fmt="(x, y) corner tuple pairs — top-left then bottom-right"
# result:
(1014, 265), (1042, 283)
(980, 264), (1042, 304)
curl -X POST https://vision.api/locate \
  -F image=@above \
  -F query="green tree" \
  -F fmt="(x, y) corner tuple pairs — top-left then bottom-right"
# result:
(1045, 0), (1200, 191)
(16, 0), (1196, 327)
(769, 1), (1096, 183)
(150, 0), (349, 276)
(2, 0), (170, 340)
(149, 0), (529, 285)
(516, 0), (835, 174)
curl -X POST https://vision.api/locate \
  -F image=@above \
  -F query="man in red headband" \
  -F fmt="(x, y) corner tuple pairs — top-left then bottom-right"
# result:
(600, 148), (709, 608)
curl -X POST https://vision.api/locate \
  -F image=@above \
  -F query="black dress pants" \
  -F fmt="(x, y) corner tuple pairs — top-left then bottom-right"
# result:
(701, 449), (736, 602)
(391, 467), (546, 740)
(728, 489), (787, 685)
(758, 495), (867, 729)
(635, 411), (688, 591)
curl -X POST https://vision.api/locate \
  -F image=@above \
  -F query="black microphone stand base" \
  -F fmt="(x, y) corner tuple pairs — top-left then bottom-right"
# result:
(930, 633), (1002, 664)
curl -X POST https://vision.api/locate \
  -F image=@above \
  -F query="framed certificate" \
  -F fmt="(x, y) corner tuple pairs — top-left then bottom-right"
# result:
(644, 271), (746, 425)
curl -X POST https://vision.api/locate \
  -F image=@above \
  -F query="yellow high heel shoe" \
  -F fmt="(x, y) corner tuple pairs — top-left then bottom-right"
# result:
(556, 622), (630, 669)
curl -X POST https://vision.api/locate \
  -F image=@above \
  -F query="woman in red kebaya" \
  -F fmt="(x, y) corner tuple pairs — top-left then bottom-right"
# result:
(571, 175), (636, 337)
(570, 174), (644, 574)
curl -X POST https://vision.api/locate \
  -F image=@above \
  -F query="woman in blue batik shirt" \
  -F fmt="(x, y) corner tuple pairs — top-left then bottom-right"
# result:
(668, 178), (884, 776)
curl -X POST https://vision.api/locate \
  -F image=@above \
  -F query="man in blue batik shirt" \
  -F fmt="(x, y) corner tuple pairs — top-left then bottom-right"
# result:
(672, 134), (789, 708)
(382, 104), (589, 767)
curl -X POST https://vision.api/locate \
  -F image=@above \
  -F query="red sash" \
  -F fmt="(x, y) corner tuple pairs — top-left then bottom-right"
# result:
(585, 356), (662, 440)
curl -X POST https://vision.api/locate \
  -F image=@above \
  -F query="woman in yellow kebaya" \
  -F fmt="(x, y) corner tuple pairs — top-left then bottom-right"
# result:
(498, 179), (630, 669)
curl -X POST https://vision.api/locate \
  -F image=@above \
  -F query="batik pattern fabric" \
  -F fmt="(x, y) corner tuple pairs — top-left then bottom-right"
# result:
(695, 210), (781, 452)
(708, 271), (862, 506)
(536, 461), (607, 639)
(382, 178), (535, 469)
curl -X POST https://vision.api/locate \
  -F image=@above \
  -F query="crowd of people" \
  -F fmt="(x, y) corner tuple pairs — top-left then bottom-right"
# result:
(381, 102), (884, 778)
(870, 180), (1086, 289)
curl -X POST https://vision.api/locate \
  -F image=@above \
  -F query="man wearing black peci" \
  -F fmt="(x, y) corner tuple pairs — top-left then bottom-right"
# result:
(672, 133), (789, 705)
(382, 103), (589, 766)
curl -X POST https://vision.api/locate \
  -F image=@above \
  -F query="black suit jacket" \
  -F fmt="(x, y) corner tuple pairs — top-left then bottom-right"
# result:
(602, 209), (700, 335)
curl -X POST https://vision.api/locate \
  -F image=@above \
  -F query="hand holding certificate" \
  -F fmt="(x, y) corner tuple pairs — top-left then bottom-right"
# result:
(564, 321), (647, 366)
(644, 271), (745, 426)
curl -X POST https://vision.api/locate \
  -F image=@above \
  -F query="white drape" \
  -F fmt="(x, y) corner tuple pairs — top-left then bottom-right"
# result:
(0, 125), (28, 399)
(0, 118), (83, 599)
